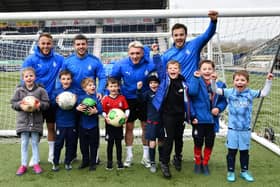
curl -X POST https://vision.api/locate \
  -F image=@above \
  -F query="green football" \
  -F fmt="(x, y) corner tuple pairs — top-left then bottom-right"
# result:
(82, 97), (96, 115)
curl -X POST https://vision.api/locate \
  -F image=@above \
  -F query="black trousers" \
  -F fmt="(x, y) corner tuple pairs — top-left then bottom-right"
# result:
(79, 126), (99, 166)
(53, 126), (76, 165)
(161, 114), (185, 165)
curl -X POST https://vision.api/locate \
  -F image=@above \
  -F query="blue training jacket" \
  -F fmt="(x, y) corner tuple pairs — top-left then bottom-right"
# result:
(61, 52), (106, 95)
(22, 45), (64, 97)
(188, 76), (227, 132)
(110, 46), (156, 99)
(51, 87), (78, 128)
(77, 93), (102, 129)
(152, 74), (194, 123)
(161, 20), (217, 83)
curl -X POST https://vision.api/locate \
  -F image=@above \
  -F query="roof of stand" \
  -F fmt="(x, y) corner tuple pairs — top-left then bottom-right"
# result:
(0, 0), (167, 12)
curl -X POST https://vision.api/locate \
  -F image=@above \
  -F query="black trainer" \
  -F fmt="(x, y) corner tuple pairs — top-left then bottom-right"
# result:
(172, 155), (182, 171)
(89, 164), (96, 171)
(117, 162), (124, 170)
(202, 164), (210, 175)
(194, 164), (201, 174)
(78, 162), (89, 169)
(160, 163), (171, 179)
(106, 161), (113, 170)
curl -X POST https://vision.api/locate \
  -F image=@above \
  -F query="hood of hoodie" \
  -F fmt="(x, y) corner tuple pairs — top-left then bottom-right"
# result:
(34, 45), (55, 59)
(128, 45), (151, 66)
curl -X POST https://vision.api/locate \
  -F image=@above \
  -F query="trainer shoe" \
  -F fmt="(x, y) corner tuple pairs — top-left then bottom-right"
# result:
(65, 164), (72, 171)
(117, 162), (124, 170)
(33, 164), (43, 174)
(141, 157), (151, 168)
(78, 162), (89, 169)
(150, 163), (157, 173)
(52, 164), (59, 172)
(89, 165), (96, 171)
(240, 171), (254, 182)
(106, 161), (113, 170)
(124, 156), (133, 167)
(160, 163), (171, 179)
(194, 164), (202, 174)
(202, 164), (210, 175)
(227, 172), (236, 182)
(172, 155), (182, 171)
(16, 165), (27, 176)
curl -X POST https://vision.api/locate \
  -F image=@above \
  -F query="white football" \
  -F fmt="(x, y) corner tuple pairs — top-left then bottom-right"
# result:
(57, 91), (76, 110)
(21, 96), (38, 112)
(107, 108), (126, 127)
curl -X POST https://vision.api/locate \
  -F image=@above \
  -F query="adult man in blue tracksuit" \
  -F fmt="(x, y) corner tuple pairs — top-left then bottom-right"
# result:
(110, 41), (156, 168)
(22, 32), (64, 165)
(160, 10), (218, 83)
(60, 34), (106, 162)
(61, 34), (106, 98)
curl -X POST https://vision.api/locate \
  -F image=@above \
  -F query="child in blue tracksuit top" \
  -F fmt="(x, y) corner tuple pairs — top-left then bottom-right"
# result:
(76, 78), (102, 171)
(51, 70), (78, 171)
(152, 60), (192, 179)
(188, 60), (227, 175)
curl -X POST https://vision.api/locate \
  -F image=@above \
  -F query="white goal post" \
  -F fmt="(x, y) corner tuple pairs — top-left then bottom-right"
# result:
(0, 8), (280, 155)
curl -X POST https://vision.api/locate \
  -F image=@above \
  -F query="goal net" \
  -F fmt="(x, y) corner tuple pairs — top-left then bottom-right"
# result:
(0, 9), (279, 153)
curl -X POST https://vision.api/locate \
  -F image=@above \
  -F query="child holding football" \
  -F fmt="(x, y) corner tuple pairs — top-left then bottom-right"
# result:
(211, 70), (273, 182)
(188, 60), (227, 175)
(137, 72), (164, 173)
(11, 67), (49, 175)
(76, 78), (102, 171)
(101, 77), (129, 170)
(51, 70), (78, 171)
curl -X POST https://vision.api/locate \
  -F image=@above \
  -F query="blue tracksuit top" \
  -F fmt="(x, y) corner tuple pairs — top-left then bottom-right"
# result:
(152, 74), (193, 123)
(110, 47), (156, 99)
(161, 20), (217, 83)
(188, 76), (227, 132)
(51, 87), (78, 128)
(137, 89), (160, 123)
(77, 93), (102, 129)
(61, 52), (106, 95)
(22, 45), (64, 97)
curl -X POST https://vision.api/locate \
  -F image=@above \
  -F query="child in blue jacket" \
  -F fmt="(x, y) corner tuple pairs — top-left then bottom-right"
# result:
(188, 60), (227, 175)
(76, 78), (102, 171)
(51, 70), (78, 171)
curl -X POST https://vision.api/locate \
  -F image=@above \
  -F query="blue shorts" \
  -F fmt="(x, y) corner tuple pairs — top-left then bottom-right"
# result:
(226, 129), (251, 150)
(145, 122), (164, 141)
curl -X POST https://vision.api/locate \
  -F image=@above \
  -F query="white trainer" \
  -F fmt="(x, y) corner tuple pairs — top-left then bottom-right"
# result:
(124, 156), (133, 167)
(141, 157), (151, 168)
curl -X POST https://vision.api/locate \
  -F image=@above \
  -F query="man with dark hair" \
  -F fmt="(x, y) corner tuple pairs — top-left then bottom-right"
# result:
(160, 10), (218, 83)
(60, 34), (106, 164)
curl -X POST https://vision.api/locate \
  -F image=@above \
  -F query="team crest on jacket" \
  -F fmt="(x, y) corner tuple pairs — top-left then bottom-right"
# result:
(144, 70), (149, 76)
(88, 65), (92, 71)
(53, 61), (57, 67)
(185, 49), (190, 55)
(118, 102), (123, 107)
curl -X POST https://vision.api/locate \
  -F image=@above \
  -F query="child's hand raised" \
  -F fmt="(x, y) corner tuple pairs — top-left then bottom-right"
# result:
(194, 71), (201, 78)
(267, 73), (273, 80)
(137, 81), (143, 90)
(210, 72), (217, 80)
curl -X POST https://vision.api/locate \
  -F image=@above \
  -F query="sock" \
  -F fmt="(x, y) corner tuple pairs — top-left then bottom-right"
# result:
(203, 147), (212, 166)
(143, 145), (149, 160)
(194, 146), (202, 165)
(149, 147), (156, 163)
(48, 141), (55, 160)
(126, 146), (133, 158)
